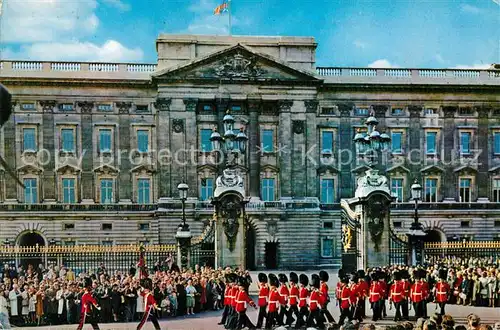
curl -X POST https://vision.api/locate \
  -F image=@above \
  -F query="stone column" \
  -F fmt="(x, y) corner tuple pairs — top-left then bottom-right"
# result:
(3, 109), (17, 200)
(443, 107), (457, 199)
(79, 102), (95, 202)
(117, 102), (132, 202)
(278, 101), (293, 197)
(305, 100), (319, 197)
(41, 102), (56, 202)
(155, 98), (172, 198)
(477, 107), (489, 199)
(339, 105), (353, 198)
(176, 228), (192, 270)
(247, 100), (260, 197)
(408, 106), (422, 183)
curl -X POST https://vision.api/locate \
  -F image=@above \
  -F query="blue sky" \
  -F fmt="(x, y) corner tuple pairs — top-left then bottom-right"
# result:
(0, 0), (498, 68)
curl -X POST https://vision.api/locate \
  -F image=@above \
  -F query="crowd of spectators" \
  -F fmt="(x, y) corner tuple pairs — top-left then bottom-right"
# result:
(0, 260), (251, 327)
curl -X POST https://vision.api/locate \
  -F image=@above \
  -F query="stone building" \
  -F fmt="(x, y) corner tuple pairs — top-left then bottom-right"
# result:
(0, 34), (499, 270)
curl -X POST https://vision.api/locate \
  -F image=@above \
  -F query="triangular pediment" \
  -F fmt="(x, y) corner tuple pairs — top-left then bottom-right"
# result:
(421, 165), (444, 174)
(93, 164), (119, 175)
(351, 165), (371, 174)
(317, 165), (339, 175)
(130, 164), (156, 174)
(152, 44), (321, 83)
(454, 165), (477, 174)
(387, 165), (410, 174)
(17, 164), (43, 174)
(56, 164), (81, 174)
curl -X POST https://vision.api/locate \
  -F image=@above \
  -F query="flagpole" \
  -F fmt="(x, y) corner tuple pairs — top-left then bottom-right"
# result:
(228, 0), (232, 36)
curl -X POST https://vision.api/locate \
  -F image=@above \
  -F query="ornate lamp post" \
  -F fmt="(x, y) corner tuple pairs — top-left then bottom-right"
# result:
(354, 112), (391, 168)
(210, 112), (248, 167)
(49, 238), (56, 246)
(176, 182), (191, 269)
(408, 179), (426, 266)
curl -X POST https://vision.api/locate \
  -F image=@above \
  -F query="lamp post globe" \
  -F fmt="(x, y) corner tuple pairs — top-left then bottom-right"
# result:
(411, 180), (422, 201)
(177, 182), (189, 231)
(235, 127), (248, 153)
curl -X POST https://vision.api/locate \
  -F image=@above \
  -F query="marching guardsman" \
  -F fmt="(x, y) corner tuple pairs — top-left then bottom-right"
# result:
(136, 278), (161, 330)
(235, 277), (257, 330)
(296, 274), (309, 328)
(286, 272), (300, 327)
(319, 270), (336, 324)
(401, 269), (411, 320)
(349, 274), (362, 323)
(357, 269), (369, 318)
(306, 274), (326, 329)
(256, 273), (269, 329)
(338, 276), (352, 325)
(276, 274), (289, 326)
(226, 275), (240, 330)
(421, 269), (430, 318)
(336, 269), (345, 314)
(368, 272), (383, 322)
(266, 274), (281, 329)
(434, 269), (450, 315)
(379, 271), (388, 319)
(76, 277), (101, 330)
(410, 269), (426, 319)
(389, 271), (404, 322)
(219, 274), (235, 326)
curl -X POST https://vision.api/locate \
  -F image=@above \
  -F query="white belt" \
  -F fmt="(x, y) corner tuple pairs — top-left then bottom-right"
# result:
(341, 298), (350, 301)
(310, 300), (318, 303)
(437, 292), (447, 294)
(236, 301), (247, 308)
(289, 295), (298, 299)
(299, 298), (307, 300)
(258, 296), (268, 299)
(392, 293), (402, 296)
(370, 293), (380, 295)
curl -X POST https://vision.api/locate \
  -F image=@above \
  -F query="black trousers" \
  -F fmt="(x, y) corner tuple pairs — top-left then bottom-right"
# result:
(136, 308), (160, 330)
(306, 309), (324, 328)
(286, 305), (299, 326)
(352, 301), (362, 322)
(381, 299), (387, 317)
(256, 305), (267, 328)
(338, 307), (352, 326)
(393, 301), (402, 321)
(359, 298), (366, 318)
(296, 306), (309, 328)
(438, 302), (446, 315)
(413, 301), (425, 319)
(371, 301), (382, 321)
(220, 305), (230, 324)
(236, 311), (255, 330)
(225, 308), (238, 329)
(401, 300), (409, 320)
(76, 314), (100, 330)
(277, 305), (287, 325)
(321, 301), (335, 323)
(265, 311), (277, 329)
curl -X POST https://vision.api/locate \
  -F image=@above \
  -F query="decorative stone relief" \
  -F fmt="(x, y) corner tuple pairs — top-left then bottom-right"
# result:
(247, 100), (261, 113)
(39, 100), (57, 112)
(342, 224), (353, 253)
(443, 106), (456, 118)
(172, 119), (184, 133)
(408, 106), (422, 118)
(267, 220), (278, 237)
(116, 102), (132, 114)
(337, 103), (352, 117)
(183, 99), (198, 112)
(477, 107), (490, 119)
(278, 100), (293, 112)
(292, 120), (305, 134)
(304, 100), (319, 113)
(365, 195), (389, 251)
(214, 52), (267, 78)
(77, 101), (94, 114)
(219, 195), (243, 251)
(154, 98), (171, 111)
(372, 105), (388, 118)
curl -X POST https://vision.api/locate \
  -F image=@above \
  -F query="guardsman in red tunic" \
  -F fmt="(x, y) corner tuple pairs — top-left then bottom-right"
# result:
(349, 274), (362, 322)
(219, 274), (236, 326)
(266, 274), (281, 329)
(77, 278), (101, 330)
(401, 270), (411, 320)
(256, 273), (269, 329)
(286, 272), (300, 327)
(338, 276), (352, 325)
(421, 269), (430, 318)
(319, 270), (336, 324)
(136, 278), (161, 330)
(389, 271), (405, 322)
(306, 274), (326, 328)
(226, 278), (240, 329)
(369, 272), (383, 322)
(379, 272), (388, 319)
(356, 269), (369, 319)
(336, 269), (345, 314)
(410, 269), (426, 319)
(276, 273), (289, 326)
(235, 277), (257, 330)
(296, 274), (310, 328)
(434, 269), (450, 315)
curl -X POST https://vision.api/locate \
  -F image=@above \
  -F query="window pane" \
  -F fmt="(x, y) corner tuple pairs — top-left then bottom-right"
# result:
(494, 133), (500, 154)
(262, 130), (274, 152)
(322, 238), (333, 257)
(460, 132), (471, 154)
(137, 130), (149, 153)
(426, 132), (436, 154)
(200, 178), (214, 201)
(24, 179), (37, 204)
(321, 131), (334, 154)
(391, 178), (404, 202)
(61, 129), (75, 152)
(99, 129), (112, 152)
(100, 179), (113, 204)
(23, 128), (36, 151)
(391, 132), (402, 153)
(137, 179), (150, 204)
(261, 178), (275, 201)
(62, 178), (76, 203)
(320, 179), (334, 204)
(200, 129), (213, 152)
(425, 178), (438, 202)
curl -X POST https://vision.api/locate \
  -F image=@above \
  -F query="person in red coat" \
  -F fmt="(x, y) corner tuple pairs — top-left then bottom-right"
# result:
(136, 278), (161, 330)
(256, 273), (269, 329)
(349, 274), (362, 322)
(336, 269), (345, 314)
(338, 276), (352, 325)
(319, 270), (336, 324)
(369, 272), (383, 322)
(235, 277), (257, 330)
(410, 269), (427, 319)
(286, 272), (300, 327)
(434, 269), (450, 315)
(276, 273), (289, 326)
(218, 274), (236, 326)
(389, 271), (405, 322)
(401, 269), (411, 320)
(76, 278), (101, 330)
(296, 274), (310, 328)
(266, 274), (281, 329)
(306, 274), (326, 328)
(356, 269), (369, 319)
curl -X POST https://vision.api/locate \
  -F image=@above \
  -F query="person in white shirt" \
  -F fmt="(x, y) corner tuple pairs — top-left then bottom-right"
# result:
(8, 284), (21, 325)
(0, 290), (11, 329)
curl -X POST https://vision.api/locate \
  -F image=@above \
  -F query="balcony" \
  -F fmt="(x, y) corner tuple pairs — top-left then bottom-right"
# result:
(391, 202), (500, 210)
(0, 203), (157, 212)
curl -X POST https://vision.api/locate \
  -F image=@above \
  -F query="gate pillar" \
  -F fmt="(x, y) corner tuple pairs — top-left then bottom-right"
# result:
(176, 227), (192, 269)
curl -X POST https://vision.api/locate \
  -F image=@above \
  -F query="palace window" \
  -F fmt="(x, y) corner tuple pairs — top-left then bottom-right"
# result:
(60, 103), (74, 111)
(202, 104), (214, 112)
(354, 107), (369, 116)
(424, 178), (438, 202)
(424, 108), (436, 115)
(137, 129), (149, 153)
(320, 178), (335, 204)
(200, 129), (213, 152)
(392, 108), (404, 116)
(102, 223), (112, 230)
(97, 104), (112, 112)
(21, 103), (36, 111)
(321, 130), (334, 155)
(63, 223), (75, 230)
(23, 128), (37, 152)
(459, 178), (472, 202)
(391, 132), (403, 154)
(323, 222), (333, 229)
(391, 178), (404, 202)
(459, 107), (473, 116)
(99, 129), (112, 153)
(492, 178), (500, 202)
(137, 178), (151, 204)
(62, 178), (76, 203)
(100, 179), (114, 204)
(493, 132), (500, 155)
(261, 129), (274, 153)
(321, 238), (334, 258)
(230, 105), (242, 112)
(261, 178), (276, 201)
(139, 223), (150, 231)
(426, 131), (437, 154)
(61, 128), (75, 153)
(460, 132), (471, 155)
(200, 178), (214, 201)
(24, 178), (38, 204)
(136, 105), (149, 112)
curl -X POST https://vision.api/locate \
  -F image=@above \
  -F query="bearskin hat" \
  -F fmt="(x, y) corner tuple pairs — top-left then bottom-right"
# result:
(419, 269), (428, 280)
(278, 273), (288, 284)
(370, 272), (379, 281)
(311, 274), (320, 289)
(269, 274), (279, 288)
(238, 276), (248, 288)
(438, 268), (448, 280)
(338, 268), (345, 278)
(319, 270), (329, 282)
(393, 271), (402, 281)
(413, 269), (421, 280)
(289, 272), (298, 284)
(141, 278), (153, 290)
(340, 276), (349, 284)
(258, 273), (268, 284)
(357, 269), (366, 278)
(299, 274), (309, 286)
(400, 269), (410, 280)
(349, 273), (358, 283)
(83, 277), (92, 289)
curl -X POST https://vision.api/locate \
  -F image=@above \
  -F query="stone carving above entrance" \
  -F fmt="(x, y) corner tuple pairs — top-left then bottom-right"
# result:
(214, 52), (267, 78)
(219, 195), (243, 251)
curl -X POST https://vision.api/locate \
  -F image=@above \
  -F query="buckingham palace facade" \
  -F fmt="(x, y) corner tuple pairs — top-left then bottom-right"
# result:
(0, 34), (499, 269)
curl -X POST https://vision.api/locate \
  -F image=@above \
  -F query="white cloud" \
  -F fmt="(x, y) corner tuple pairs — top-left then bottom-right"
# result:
(368, 59), (399, 68)
(461, 4), (482, 14)
(0, 0), (99, 43)
(102, 0), (130, 12)
(3, 40), (144, 62)
(353, 40), (367, 49)
(434, 54), (445, 64)
(453, 63), (491, 69)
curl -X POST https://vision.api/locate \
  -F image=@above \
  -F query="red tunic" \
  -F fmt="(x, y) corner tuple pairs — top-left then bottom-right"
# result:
(369, 281), (383, 303)
(309, 289), (326, 311)
(289, 284), (299, 306)
(258, 284), (269, 307)
(231, 288), (240, 308)
(224, 286), (232, 306)
(81, 291), (98, 315)
(402, 280), (411, 299)
(435, 282), (450, 303)
(358, 279), (369, 299)
(235, 290), (255, 313)
(268, 289), (281, 313)
(298, 287), (309, 308)
(410, 281), (425, 303)
(422, 281), (430, 300)
(279, 285), (289, 305)
(320, 282), (330, 302)
(141, 291), (157, 311)
(379, 280), (388, 299)
(339, 286), (351, 309)
(390, 281), (405, 303)
(349, 283), (358, 305)
(335, 282), (342, 301)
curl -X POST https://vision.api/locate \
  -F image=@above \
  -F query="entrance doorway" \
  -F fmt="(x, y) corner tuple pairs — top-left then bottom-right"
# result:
(17, 231), (46, 269)
(424, 229), (444, 243)
(264, 242), (279, 269)
(245, 225), (256, 270)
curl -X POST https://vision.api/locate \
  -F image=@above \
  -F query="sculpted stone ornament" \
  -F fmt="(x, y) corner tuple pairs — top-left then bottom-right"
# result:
(77, 101), (94, 114)
(219, 195), (243, 251)
(39, 100), (57, 112)
(154, 98), (171, 111)
(292, 120), (305, 134)
(172, 119), (184, 133)
(355, 169), (390, 198)
(214, 52), (266, 79)
(116, 102), (132, 114)
(342, 224), (353, 253)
